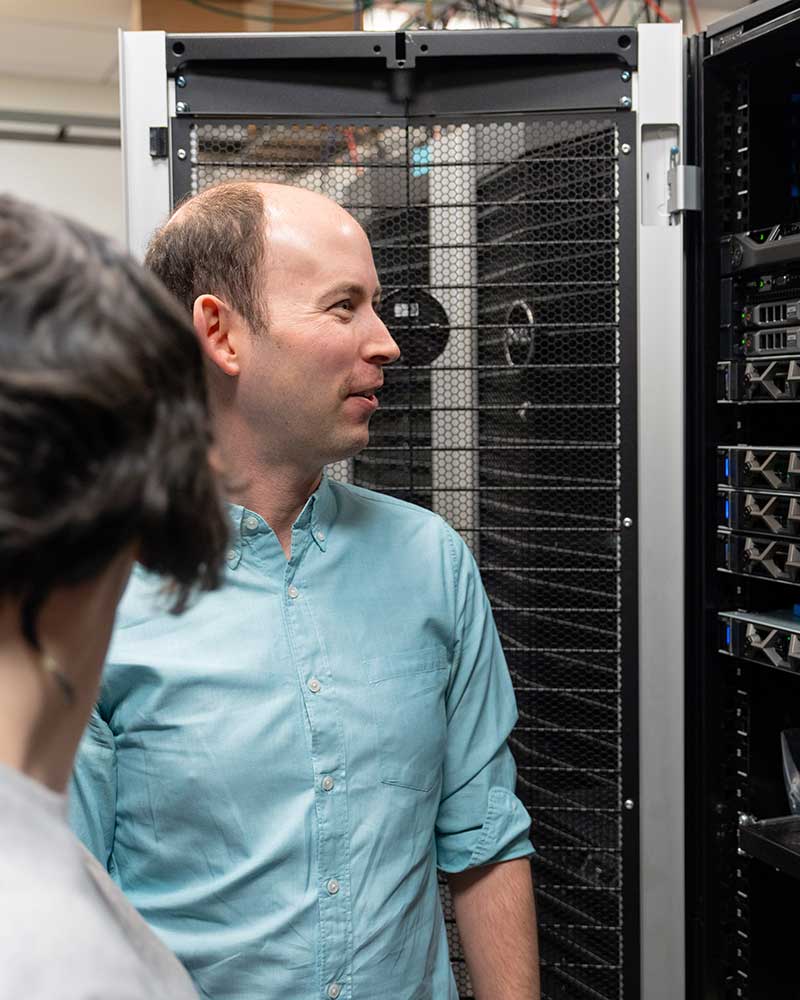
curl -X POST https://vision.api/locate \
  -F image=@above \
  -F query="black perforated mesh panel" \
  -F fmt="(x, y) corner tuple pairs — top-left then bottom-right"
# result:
(189, 116), (625, 1000)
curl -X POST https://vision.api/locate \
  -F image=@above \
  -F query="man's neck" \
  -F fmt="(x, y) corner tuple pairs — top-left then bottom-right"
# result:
(228, 465), (323, 558)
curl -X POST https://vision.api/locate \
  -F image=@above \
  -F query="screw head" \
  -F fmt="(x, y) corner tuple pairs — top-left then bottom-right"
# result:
(624, 799), (634, 810)
(176, 101), (189, 113)
(176, 75), (186, 87)
(621, 142), (631, 155)
(622, 516), (633, 529)
(619, 96), (632, 110)
(176, 148), (187, 160)
(621, 70), (631, 81)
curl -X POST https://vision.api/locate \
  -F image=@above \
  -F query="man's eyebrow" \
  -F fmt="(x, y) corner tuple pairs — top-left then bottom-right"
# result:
(324, 282), (382, 301)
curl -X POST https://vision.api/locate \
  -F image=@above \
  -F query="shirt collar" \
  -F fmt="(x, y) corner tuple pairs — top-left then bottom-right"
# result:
(225, 475), (336, 564)
(305, 474), (335, 552)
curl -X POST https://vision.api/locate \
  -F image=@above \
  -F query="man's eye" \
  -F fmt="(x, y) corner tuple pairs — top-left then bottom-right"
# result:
(332, 299), (353, 312)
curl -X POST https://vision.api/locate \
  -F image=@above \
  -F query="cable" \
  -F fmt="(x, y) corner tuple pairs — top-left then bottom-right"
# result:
(586, 0), (607, 24)
(687, 0), (702, 32)
(643, 0), (672, 22)
(550, 0), (559, 26)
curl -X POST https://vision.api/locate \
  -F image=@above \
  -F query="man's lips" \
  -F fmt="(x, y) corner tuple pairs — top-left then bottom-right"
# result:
(347, 384), (383, 399)
(345, 386), (381, 412)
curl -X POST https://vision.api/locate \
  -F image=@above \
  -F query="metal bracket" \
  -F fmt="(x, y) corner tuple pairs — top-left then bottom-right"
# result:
(149, 126), (168, 159)
(667, 146), (701, 220)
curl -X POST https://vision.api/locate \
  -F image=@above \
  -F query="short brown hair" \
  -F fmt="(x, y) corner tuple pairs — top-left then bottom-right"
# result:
(144, 182), (268, 332)
(0, 194), (230, 647)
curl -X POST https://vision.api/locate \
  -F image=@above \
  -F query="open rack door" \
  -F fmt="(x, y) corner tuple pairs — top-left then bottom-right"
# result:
(119, 25), (684, 1000)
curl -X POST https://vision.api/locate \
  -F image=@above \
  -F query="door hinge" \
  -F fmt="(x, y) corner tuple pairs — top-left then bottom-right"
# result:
(149, 126), (168, 159)
(667, 147), (701, 220)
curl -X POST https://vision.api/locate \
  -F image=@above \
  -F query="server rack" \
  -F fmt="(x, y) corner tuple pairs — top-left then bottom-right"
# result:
(686, 3), (800, 997)
(119, 26), (685, 1000)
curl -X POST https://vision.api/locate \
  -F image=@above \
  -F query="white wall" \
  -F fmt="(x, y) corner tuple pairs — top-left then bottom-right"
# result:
(0, 74), (124, 244)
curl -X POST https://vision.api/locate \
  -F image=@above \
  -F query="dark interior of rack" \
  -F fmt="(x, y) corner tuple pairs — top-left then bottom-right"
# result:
(692, 13), (800, 999)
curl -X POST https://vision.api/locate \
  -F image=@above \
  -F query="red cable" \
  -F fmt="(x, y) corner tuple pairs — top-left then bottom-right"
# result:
(644, 0), (673, 21)
(344, 127), (364, 177)
(587, 0), (608, 24)
(687, 0), (702, 32)
(551, 0), (559, 26)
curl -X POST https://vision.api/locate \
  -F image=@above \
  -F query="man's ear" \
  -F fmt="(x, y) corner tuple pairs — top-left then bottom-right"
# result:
(192, 294), (241, 377)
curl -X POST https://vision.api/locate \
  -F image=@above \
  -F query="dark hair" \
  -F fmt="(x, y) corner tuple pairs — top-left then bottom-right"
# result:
(144, 181), (268, 332)
(0, 194), (230, 647)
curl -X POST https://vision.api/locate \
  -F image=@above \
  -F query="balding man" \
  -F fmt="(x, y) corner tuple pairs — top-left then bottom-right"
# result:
(71, 182), (539, 1000)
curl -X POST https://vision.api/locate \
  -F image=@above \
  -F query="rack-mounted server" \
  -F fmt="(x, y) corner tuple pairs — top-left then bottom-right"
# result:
(718, 444), (800, 491)
(718, 487), (800, 535)
(719, 609), (800, 674)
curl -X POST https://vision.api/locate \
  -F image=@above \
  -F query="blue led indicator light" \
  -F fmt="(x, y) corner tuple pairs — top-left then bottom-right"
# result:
(724, 456), (730, 479)
(725, 499), (730, 520)
(726, 625), (731, 646)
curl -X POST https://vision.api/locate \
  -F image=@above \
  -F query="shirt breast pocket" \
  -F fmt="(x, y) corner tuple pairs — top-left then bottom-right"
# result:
(364, 647), (450, 793)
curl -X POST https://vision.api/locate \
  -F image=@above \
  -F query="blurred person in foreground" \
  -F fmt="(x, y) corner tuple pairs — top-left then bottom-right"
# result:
(71, 181), (540, 1000)
(0, 194), (229, 1000)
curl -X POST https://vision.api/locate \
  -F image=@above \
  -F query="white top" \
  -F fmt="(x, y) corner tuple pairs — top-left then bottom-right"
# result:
(0, 762), (198, 1000)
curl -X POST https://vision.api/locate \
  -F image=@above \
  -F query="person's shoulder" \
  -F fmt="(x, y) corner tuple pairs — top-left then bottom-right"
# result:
(0, 838), (196, 998)
(0, 864), (154, 999)
(112, 562), (177, 630)
(0, 902), (155, 1000)
(328, 480), (474, 573)
(330, 480), (449, 530)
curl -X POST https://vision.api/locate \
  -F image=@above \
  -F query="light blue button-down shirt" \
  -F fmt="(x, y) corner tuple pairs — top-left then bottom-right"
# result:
(70, 478), (533, 1000)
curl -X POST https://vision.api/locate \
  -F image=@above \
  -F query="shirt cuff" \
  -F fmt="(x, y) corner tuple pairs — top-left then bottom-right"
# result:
(436, 785), (535, 873)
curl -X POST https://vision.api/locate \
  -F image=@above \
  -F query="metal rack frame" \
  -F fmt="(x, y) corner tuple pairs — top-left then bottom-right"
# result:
(119, 26), (686, 1000)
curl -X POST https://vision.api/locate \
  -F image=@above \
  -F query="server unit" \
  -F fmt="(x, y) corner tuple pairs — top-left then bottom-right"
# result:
(120, 25), (684, 1000)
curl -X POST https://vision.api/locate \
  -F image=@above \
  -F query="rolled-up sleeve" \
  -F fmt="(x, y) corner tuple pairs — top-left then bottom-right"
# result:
(435, 525), (534, 873)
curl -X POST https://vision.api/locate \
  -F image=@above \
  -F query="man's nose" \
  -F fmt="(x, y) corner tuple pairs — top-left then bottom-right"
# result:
(366, 313), (401, 366)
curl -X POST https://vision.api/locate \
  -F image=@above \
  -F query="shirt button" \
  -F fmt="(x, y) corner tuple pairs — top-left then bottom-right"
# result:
(287, 585), (299, 599)
(327, 984), (341, 999)
(226, 549), (236, 563)
(244, 515), (259, 531)
(315, 530), (326, 542)
(326, 878), (340, 895)
(321, 775), (335, 792)
(307, 678), (321, 693)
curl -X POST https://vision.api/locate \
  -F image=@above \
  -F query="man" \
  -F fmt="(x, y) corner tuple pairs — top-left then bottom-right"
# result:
(71, 181), (539, 1000)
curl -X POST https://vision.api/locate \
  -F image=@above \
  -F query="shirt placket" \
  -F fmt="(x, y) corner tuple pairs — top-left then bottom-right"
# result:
(284, 524), (353, 1000)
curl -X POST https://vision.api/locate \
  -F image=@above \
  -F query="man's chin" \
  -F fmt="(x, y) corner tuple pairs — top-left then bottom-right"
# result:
(322, 433), (370, 469)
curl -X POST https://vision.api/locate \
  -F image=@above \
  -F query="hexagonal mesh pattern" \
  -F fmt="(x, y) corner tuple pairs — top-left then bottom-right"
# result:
(190, 116), (624, 1000)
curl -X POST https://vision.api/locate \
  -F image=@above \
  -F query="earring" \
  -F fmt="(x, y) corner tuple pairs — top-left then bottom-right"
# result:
(40, 652), (76, 706)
